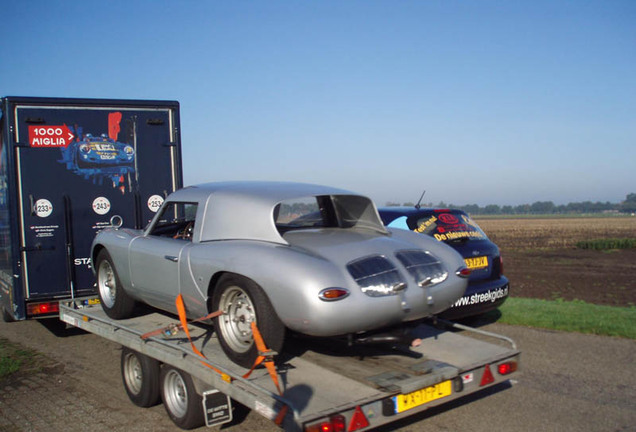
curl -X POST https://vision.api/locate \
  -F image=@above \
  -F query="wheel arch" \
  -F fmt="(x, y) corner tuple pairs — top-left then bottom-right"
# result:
(92, 243), (106, 273)
(206, 271), (229, 312)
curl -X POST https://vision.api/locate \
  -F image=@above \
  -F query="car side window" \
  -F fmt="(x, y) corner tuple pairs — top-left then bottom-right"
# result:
(149, 202), (198, 241)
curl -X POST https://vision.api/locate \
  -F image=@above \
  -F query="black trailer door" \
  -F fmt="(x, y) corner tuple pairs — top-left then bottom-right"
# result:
(14, 103), (180, 301)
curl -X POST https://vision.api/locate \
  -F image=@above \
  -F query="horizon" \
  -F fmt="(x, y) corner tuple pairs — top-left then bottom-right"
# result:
(1, 1), (634, 207)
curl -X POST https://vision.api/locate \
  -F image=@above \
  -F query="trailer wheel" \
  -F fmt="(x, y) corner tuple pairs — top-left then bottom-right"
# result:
(212, 274), (285, 368)
(160, 365), (204, 429)
(121, 347), (160, 407)
(96, 249), (135, 319)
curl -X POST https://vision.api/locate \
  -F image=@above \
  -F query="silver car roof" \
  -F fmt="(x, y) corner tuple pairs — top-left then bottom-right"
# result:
(162, 181), (383, 244)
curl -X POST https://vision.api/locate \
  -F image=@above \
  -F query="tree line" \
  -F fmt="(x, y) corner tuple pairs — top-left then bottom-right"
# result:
(385, 193), (636, 215)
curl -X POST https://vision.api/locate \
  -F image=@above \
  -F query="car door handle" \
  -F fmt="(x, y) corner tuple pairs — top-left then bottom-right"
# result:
(164, 255), (178, 262)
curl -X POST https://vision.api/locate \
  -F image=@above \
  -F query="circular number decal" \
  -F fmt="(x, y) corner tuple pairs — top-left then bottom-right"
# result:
(92, 197), (111, 215)
(147, 195), (164, 213)
(35, 199), (53, 218)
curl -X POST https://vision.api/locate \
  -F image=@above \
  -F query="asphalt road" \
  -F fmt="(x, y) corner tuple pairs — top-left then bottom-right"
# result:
(0, 318), (634, 432)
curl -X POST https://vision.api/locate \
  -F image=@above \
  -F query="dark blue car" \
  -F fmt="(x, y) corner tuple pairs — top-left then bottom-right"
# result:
(378, 207), (509, 319)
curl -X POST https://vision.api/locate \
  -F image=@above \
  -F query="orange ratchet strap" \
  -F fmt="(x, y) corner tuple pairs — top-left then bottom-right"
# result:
(140, 307), (223, 340)
(245, 321), (289, 425)
(144, 295), (289, 426)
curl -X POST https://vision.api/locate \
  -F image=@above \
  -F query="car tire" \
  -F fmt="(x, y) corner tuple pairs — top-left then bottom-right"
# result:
(160, 365), (205, 430)
(212, 274), (285, 369)
(96, 249), (135, 319)
(121, 347), (161, 407)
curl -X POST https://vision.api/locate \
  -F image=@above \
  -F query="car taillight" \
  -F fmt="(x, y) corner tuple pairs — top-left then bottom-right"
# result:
(305, 408), (370, 432)
(499, 255), (504, 275)
(305, 414), (346, 432)
(27, 301), (60, 316)
(498, 361), (517, 375)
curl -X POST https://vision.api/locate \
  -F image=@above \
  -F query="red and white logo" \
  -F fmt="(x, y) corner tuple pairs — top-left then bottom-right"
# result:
(29, 125), (75, 148)
(438, 213), (459, 224)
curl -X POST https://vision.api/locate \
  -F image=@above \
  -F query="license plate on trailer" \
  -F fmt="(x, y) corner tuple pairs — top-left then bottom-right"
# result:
(392, 380), (452, 413)
(464, 256), (488, 269)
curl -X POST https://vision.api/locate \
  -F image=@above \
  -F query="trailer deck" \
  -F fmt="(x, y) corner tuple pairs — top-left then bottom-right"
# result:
(60, 302), (519, 431)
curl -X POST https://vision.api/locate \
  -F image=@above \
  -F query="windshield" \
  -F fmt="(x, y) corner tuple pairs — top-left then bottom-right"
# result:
(275, 195), (386, 234)
(409, 210), (488, 243)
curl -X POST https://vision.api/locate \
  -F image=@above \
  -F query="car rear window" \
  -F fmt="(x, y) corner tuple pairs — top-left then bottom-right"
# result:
(275, 195), (387, 234)
(409, 210), (488, 243)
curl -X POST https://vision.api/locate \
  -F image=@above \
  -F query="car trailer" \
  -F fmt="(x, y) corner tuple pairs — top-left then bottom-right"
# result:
(59, 301), (520, 431)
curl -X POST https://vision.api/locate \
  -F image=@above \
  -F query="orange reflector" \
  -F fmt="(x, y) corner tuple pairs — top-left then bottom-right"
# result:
(27, 302), (60, 316)
(348, 406), (369, 431)
(498, 361), (517, 375)
(319, 288), (350, 301)
(480, 364), (495, 386)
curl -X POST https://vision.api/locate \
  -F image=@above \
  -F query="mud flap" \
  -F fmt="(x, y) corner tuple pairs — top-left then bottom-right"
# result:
(203, 389), (232, 427)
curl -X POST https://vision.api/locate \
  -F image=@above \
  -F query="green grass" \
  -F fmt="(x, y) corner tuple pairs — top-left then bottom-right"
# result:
(494, 297), (636, 339)
(576, 238), (636, 250)
(0, 338), (39, 380)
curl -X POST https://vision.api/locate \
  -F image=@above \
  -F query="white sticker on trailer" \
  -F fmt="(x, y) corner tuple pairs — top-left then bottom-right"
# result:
(92, 197), (111, 215)
(35, 199), (53, 218)
(147, 195), (164, 213)
(60, 314), (79, 328)
(462, 373), (474, 384)
(254, 401), (277, 421)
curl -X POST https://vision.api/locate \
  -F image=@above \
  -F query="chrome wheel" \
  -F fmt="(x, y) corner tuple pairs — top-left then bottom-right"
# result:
(163, 369), (188, 419)
(217, 285), (256, 353)
(98, 259), (116, 308)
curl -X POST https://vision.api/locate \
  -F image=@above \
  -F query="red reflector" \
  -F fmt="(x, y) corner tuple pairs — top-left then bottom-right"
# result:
(480, 364), (495, 386)
(498, 361), (517, 375)
(348, 406), (369, 431)
(457, 267), (472, 278)
(27, 302), (60, 316)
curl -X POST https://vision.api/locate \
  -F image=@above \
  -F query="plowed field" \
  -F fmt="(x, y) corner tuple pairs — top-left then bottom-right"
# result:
(475, 217), (636, 307)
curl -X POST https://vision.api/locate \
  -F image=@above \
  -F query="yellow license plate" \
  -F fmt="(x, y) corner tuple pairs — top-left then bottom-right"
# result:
(464, 256), (488, 269)
(86, 298), (100, 305)
(392, 380), (452, 413)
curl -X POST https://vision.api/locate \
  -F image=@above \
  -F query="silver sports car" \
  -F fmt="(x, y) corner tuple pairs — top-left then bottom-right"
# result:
(92, 182), (470, 367)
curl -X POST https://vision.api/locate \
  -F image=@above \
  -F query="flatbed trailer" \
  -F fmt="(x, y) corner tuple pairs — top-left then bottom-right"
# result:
(59, 302), (520, 431)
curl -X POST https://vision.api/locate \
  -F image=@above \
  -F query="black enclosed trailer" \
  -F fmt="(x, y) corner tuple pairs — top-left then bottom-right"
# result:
(0, 96), (183, 320)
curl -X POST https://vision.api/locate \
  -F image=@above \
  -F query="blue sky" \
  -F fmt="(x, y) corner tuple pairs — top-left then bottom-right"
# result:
(1, 1), (634, 206)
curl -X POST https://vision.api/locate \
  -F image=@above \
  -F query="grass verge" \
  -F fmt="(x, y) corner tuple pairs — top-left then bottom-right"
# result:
(495, 297), (636, 339)
(0, 338), (40, 380)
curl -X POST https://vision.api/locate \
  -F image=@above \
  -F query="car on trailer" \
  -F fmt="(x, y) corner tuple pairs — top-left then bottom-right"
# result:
(91, 181), (472, 367)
